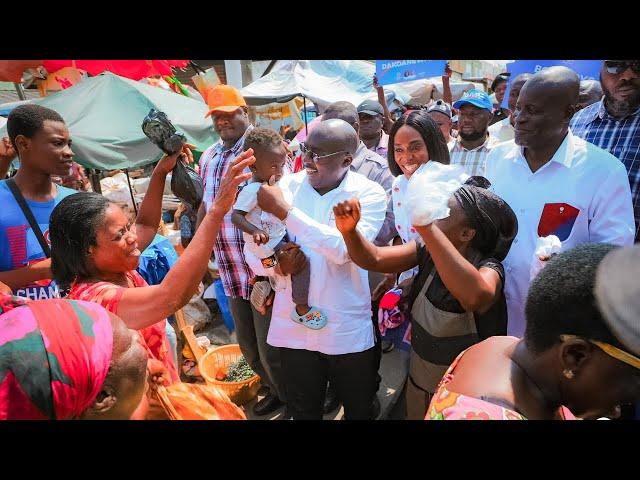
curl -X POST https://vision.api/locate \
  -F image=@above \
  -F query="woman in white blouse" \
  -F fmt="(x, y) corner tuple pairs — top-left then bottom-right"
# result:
(387, 110), (451, 283)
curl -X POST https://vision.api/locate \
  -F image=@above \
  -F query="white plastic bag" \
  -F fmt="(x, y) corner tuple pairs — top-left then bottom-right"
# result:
(529, 235), (562, 281)
(100, 172), (133, 208)
(405, 162), (469, 227)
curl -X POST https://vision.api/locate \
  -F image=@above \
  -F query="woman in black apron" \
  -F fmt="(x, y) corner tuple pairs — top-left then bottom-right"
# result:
(333, 177), (517, 419)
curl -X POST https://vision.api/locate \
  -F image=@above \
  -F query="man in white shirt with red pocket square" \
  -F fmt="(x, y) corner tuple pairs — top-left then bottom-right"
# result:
(485, 66), (635, 338)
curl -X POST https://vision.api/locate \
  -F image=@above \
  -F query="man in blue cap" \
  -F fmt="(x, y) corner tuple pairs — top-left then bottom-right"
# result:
(450, 89), (494, 176)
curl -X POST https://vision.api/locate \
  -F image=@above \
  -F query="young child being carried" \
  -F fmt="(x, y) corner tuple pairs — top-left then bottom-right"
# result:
(231, 128), (327, 330)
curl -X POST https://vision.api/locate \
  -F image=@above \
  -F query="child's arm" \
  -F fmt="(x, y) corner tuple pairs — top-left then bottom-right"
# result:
(232, 210), (269, 245)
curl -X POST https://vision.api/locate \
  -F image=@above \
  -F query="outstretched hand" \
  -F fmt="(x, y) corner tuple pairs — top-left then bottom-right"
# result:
(443, 62), (452, 79)
(211, 148), (255, 217)
(333, 198), (362, 234)
(373, 74), (383, 92)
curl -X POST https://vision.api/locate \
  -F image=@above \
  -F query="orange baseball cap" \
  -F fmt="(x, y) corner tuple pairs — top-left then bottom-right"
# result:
(204, 84), (247, 118)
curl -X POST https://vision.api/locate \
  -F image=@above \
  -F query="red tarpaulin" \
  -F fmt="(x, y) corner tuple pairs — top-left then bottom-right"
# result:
(42, 60), (189, 80)
(0, 60), (189, 83)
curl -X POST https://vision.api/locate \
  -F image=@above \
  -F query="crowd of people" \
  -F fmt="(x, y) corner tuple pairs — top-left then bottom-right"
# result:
(1, 59), (639, 421)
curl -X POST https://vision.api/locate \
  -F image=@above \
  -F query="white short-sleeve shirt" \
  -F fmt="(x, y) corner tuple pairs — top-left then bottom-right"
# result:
(233, 181), (287, 257)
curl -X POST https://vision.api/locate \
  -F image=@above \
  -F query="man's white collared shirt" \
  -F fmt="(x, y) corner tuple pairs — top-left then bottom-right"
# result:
(484, 129), (635, 338)
(245, 170), (387, 355)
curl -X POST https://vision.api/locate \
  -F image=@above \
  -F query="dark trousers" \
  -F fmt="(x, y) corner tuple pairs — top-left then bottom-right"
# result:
(280, 346), (378, 420)
(325, 276), (383, 403)
(275, 236), (310, 307)
(228, 296), (286, 402)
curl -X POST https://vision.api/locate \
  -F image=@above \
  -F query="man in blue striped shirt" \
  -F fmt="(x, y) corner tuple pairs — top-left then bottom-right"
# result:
(570, 60), (640, 242)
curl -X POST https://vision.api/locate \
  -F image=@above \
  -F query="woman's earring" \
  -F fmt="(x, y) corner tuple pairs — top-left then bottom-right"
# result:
(563, 369), (574, 379)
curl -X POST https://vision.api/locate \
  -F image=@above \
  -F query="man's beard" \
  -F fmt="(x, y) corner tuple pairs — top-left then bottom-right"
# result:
(603, 82), (640, 118)
(458, 129), (487, 142)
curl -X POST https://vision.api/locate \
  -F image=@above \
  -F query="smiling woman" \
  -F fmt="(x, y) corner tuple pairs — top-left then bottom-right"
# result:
(48, 148), (255, 385)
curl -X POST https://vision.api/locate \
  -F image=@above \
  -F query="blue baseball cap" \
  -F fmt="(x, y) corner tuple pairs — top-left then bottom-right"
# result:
(453, 89), (493, 112)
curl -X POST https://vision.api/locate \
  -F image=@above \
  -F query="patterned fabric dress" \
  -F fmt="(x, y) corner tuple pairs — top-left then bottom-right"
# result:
(67, 274), (246, 420)
(427, 346), (576, 420)
(68, 270), (180, 384)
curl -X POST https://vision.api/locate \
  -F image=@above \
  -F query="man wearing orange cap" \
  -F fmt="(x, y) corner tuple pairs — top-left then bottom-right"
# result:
(198, 84), (286, 416)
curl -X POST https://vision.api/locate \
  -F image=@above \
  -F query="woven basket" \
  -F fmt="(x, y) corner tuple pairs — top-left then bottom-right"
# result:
(199, 344), (261, 406)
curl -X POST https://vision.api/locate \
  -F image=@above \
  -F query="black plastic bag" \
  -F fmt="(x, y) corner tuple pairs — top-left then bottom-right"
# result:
(171, 158), (203, 211)
(141, 109), (203, 210)
(142, 108), (186, 155)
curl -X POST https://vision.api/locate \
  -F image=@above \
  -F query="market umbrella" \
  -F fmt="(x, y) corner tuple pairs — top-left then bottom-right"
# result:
(0, 72), (218, 170)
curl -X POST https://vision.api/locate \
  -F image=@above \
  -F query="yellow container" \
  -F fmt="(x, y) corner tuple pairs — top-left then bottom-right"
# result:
(198, 344), (261, 406)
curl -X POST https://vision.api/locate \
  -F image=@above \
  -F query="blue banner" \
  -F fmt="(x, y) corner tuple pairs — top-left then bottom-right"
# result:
(501, 60), (603, 109)
(376, 60), (447, 86)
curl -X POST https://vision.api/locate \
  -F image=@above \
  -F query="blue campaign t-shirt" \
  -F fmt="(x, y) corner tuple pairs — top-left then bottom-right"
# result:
(0, 180), (76, 299)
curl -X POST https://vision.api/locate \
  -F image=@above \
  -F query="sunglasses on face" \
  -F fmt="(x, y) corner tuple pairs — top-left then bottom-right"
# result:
(299, 142), (348, 164)
(604, 60), (640, 75)
(560, 334), (640, 370)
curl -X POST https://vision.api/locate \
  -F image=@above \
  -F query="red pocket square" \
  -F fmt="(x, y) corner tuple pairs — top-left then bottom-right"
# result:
(537, 203), (580, 241)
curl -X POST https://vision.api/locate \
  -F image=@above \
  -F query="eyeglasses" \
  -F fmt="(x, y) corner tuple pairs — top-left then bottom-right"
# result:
(604, 60), (640, 75)
(299, 142), (348, 164)
(560, 334), (640, 370)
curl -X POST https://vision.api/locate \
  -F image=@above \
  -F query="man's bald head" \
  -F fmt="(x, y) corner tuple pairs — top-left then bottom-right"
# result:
(322, 101), (359, 131)
(513, 66), (580, 149)
(523, 66), (580, 106)
(512, 73), (533, 87)
(577, 80), (603, 111)
(303, 118), (358, 195)
(309, 118), (359, 155)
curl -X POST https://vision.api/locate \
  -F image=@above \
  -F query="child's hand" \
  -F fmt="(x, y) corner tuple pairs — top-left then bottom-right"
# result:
(253, 230), (269, 245)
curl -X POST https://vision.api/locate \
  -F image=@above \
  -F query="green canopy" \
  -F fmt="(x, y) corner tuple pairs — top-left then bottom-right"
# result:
(0, 72), (218, 170)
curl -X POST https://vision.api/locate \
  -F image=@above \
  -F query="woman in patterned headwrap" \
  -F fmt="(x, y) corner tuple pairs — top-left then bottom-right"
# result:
(332, 176), (518, 419)
(0, 294), (246, 420)
(0, 295), (149, 420)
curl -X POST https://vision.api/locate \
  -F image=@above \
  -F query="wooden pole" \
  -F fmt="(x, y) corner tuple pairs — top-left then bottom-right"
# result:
(124, 168), (138, 216)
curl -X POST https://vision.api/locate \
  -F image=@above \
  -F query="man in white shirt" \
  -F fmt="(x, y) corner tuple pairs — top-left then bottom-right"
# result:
(485, 66), (635, 338)
(320, 101), (397, 414)
(488, 73), (533, 147)
(246, 119), (387, 420)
